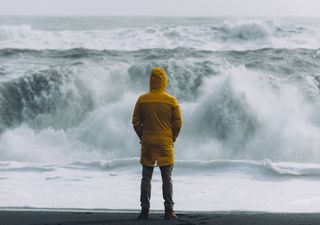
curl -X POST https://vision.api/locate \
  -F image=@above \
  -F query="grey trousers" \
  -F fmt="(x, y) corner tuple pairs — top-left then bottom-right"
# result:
(140, 164), (174, 210)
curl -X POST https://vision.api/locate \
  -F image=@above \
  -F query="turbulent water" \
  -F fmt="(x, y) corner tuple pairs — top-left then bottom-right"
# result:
(1, 16), (320, 163)
(1, 16), (320, 211)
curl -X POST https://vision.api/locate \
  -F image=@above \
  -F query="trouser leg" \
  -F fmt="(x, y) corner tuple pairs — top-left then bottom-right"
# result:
(140, 166), (154, 209)
(160, 164), (174, 210)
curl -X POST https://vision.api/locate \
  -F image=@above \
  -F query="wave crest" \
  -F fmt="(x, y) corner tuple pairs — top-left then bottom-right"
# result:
(0, 25), (34, 41)
(0, 19), (319, 50)
(223, 21), (271, 40)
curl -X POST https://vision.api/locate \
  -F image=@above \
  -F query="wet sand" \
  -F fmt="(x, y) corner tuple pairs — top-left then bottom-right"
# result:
(1, 209), (320, 225)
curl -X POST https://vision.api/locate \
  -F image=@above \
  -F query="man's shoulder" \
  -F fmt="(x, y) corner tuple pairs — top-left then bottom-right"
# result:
(138, 92), (179, 107)
(163, 93), (179, 107)
(137, 92), (151, 100)
(163, 92), (178, 101)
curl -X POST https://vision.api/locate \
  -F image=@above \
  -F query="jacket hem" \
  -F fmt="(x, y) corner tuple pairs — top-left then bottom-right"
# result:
(140, 161), (174, 167)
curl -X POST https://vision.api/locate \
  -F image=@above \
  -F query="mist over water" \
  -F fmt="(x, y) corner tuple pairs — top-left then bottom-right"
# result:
(1, 17), (320, 164)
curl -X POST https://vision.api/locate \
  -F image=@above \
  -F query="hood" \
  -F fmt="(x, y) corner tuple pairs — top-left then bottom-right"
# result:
(150, 67), (168, 92)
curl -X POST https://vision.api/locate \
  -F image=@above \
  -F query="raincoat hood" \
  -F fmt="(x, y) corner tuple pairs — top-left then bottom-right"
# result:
(150, 67), (168, 92)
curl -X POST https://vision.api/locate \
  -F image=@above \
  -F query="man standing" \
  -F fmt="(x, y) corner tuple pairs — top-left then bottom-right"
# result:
(132, 67), (182, 220)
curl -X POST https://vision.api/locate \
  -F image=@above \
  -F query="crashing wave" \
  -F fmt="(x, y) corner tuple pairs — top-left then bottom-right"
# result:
(0, 46), (320, 163)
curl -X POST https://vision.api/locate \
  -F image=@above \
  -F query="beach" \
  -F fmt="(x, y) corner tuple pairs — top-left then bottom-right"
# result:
(2, 209), (320, 225)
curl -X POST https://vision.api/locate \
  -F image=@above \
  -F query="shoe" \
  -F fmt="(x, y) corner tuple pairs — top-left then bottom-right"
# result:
(137, 208), (149, 220)
(164, 210), (177, 220)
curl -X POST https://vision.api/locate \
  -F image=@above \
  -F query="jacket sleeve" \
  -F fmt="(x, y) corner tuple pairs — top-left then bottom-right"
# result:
(172, 102), (182, 142)
(132, 98), (143, 140)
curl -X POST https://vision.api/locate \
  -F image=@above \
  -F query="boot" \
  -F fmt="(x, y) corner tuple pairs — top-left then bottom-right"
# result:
(137, 207), (149, 220)
(164, 209), (177, 220)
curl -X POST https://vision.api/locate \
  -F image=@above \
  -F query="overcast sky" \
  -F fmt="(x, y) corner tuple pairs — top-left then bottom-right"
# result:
(0, 0), (319, 17)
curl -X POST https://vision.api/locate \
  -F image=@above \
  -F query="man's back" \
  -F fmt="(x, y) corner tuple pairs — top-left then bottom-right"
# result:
(133, 91), (181, 146)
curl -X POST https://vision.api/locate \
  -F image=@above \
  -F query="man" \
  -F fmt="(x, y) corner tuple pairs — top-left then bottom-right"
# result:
(132, 67), (182, 220)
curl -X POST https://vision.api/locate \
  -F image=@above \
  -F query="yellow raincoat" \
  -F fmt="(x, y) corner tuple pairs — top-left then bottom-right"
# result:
(132, 68), (182, 167)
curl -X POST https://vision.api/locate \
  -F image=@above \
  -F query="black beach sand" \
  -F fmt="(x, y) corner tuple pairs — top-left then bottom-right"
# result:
(1, 209), (320, 225)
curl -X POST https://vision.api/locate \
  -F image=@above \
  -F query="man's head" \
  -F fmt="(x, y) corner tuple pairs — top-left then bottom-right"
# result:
(150, 67), (168, 92)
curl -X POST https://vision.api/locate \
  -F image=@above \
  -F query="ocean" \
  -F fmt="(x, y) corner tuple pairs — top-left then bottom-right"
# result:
(1, 16), (320, 212)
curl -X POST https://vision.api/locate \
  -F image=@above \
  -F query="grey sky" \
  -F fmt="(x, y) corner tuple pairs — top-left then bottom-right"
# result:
(0, 0), (319, 17)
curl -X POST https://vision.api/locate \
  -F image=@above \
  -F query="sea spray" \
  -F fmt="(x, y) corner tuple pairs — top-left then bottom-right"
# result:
(0, 17), (320, 164)
(1, 62), (320, 163)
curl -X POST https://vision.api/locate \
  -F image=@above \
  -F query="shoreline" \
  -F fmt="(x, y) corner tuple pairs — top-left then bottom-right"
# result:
(1, 209), (320, 225)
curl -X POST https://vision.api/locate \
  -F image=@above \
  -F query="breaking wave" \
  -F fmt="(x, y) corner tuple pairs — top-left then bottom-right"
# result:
(0, 46), (320, 164)
(0, 17), (320, 166)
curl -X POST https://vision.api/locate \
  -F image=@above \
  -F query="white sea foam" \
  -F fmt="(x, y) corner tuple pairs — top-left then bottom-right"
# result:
(2, 158), (320, 176)
(2, 158), (320, 212)
(69, 158), (320, 176)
